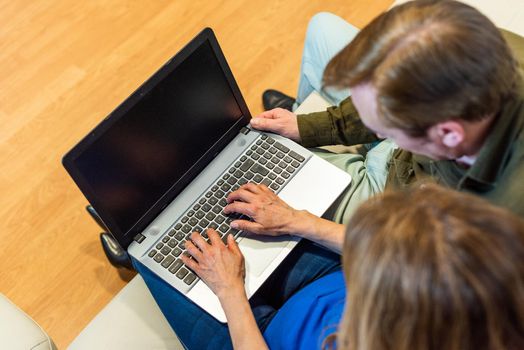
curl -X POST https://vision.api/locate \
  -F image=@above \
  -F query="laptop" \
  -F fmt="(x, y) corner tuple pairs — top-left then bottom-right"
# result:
(62, 28), (351, 322)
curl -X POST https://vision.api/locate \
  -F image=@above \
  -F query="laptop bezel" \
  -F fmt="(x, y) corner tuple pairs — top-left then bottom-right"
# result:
(62, 27), (252, 249)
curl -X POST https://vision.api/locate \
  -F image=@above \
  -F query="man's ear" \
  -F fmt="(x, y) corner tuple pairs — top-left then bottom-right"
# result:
(433, 121), (465, 148)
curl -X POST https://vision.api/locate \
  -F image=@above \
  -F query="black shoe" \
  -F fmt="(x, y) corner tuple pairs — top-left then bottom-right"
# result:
(262, 89), (296, 111)
(86, 205), (108, 231)
(100, 232), (134, 270)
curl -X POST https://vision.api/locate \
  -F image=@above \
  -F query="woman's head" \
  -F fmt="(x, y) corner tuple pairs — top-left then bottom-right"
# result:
(338, 184), (524, 350)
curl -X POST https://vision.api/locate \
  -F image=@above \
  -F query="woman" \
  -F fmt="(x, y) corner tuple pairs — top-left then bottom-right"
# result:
(135, 184), (524, 349)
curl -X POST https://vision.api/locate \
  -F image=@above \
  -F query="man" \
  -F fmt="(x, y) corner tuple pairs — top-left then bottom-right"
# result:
(222, 0), (524, 253)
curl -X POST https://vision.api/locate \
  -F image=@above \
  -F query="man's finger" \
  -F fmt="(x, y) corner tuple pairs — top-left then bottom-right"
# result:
(254, 110), (279, 119)
(226, 187), (257, 204)
(223, 201), (253, 217)
(230, 219), (264, 234)
(250, 117), (275, 131)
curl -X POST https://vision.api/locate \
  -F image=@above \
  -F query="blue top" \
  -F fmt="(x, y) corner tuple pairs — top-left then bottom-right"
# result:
(263, 270), (346, 350)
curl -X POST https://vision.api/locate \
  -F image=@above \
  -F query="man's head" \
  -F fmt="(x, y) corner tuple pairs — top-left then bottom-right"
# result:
(323, 0), (518, 160)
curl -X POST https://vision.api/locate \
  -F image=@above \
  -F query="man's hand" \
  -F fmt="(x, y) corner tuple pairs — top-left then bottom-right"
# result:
(182, 229), (246, 299)
(224, 183), (304, 236)
(250, 108), (301, 142)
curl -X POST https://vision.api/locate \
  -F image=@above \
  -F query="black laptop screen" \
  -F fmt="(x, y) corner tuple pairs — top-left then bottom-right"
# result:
(73, 40), (244, 235)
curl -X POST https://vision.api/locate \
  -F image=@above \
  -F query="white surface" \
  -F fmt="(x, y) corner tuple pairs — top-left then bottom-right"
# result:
(0, 293), (56, 350)
(68, 275), (184, 350)
(392, 0), (524, 36)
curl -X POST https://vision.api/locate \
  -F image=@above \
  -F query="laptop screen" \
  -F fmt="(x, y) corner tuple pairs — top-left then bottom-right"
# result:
(71, 39), (245, 237)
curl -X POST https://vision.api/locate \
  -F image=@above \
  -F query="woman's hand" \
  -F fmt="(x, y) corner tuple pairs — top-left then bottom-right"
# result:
(224, 183), (304, 236)
(182, 229), (246, 299)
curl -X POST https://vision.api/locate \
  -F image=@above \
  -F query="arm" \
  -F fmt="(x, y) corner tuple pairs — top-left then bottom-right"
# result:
(297, 97), (380, 147)
(224, 183), (345, 253)
(250, 97), (380, 147)
(182, 231), (269, 350)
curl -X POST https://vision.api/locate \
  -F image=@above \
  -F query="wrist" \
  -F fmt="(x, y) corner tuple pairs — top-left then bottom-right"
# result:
(287, 210), (318, 238)
(216, 282), (246, 304)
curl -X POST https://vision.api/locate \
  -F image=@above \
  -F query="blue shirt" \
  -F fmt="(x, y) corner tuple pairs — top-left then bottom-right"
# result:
(263, 270), (346, 349)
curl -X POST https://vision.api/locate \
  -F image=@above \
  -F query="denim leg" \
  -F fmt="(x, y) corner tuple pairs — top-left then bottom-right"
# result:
(251, 239), (342, 309)
(295, 12), (360, 107)
(134, 258), (279, 350)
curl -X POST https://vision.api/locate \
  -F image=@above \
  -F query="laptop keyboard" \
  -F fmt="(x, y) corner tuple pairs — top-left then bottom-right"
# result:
(146, 134), (306, 287)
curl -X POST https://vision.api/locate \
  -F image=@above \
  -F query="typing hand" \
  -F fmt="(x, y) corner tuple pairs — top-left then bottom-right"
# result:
(182, 229), (246, 298)
(250, 108), (301, 142)
(224, 183), (301, 236)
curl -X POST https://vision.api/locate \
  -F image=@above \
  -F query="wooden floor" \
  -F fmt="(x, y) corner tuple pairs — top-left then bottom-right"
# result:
(0, 0), (392, 347)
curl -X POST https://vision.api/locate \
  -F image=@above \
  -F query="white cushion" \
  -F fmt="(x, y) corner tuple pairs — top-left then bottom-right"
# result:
(0, 293), (56, 350)
(68, 275), (184, 350)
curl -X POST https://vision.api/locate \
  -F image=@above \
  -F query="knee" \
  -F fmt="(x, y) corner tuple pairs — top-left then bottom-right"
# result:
(305, 12), (341, 42)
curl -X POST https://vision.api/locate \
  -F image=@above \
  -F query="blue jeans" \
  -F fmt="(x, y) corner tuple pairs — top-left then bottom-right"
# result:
(136, 12), (356, 349)
(295, 12), (359, 108)
(134, 240), (341, 349)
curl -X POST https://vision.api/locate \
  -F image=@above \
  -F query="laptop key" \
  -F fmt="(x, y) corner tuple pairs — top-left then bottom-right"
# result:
(281, 171), (290, 179)
(279, 161), (287, 169)
(238, 178), (248, 186)
(174, 231), (185, 241)
(266, 137), (275, 144)
(215, 189), (225, 198)
(270, 183), (280, 191)
(219, 224), (229, 233)
(156, 243), (164, 250)
(154, 253), (164, 263)
(194, 226), (203, 233)
(202, 203), (212, 212)
(161, 255), (175, 268)
(172, 248), (182, 257)
(189, 217), (199, 226)
(268, 146), (277, 154)
(234, 170), (243, 178)
(284, 156), (293, 163)
(253, 174), (263, 183)
(261, 178), (271, 187)
(168, 229), (176, 237)
(219, 198), (228, 207)
(251, 164), (269, 176)
(276, 177), (285, 185)
(289, 150), (305, 163)
(168, 239), (178, 248)
(209, 222), (218, 230)
(205, 191), (213, 198)
(148, 249), (157, 258)
(259, 158), (268, 165)
(240, 159), (254, 171)
(212, 205), (222, 214)
(199, 219), (209, 227)
(211, 185), (218, 192)
(184, 273), (197, 285)
(161, 247), (171, 256)
(252, 153), (260, 160)
(240, 155), (247, 162)
(228, 167), (236, 174)
(234, 161), (242, 168)
(205, 212), (216, 221)
(215, 215), (225, 224)
(199, 198), (206, 205)
(169, 259), (183, 274)
(181, 225), (191, 233)
(176, 267), (189, 279)
(268, 173), (277, 180)
(174, 222), (182, 230)
(267, 162), (275, 169)
(193, 203), (201, 211)
(273, 142), (290, 153)
(208, 197), (218, 205)
(221, 183), (231, 192)
(274, 167), (282, 174)
(287, 166), (295, 173)
(162, 236), (170, 243)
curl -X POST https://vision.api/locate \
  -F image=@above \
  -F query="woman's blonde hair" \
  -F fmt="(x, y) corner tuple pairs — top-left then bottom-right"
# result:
(323, 0), (518, 136)
(333, 184), (524, 350)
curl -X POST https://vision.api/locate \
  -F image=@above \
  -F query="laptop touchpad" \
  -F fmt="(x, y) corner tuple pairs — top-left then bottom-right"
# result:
(238, 233), (293, 277)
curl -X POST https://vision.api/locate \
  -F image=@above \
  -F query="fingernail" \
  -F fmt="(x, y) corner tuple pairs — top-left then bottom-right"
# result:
(231, 222), (238, 229)
(250, 119), (258, 125)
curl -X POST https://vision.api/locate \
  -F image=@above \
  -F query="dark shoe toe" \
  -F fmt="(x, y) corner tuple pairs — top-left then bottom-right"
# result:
(100, 232), (134, 270)
(262, 89), (296, 111)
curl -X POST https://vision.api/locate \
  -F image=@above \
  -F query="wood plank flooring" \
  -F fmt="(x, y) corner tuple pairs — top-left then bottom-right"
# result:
(0, 0), (392, 347)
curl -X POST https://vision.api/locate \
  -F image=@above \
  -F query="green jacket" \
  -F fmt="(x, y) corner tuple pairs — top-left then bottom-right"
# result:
(297, 30), (524, 217)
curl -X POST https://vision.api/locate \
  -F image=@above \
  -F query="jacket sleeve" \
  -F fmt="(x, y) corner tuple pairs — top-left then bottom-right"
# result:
(296, 96), (380, 147)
